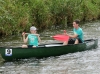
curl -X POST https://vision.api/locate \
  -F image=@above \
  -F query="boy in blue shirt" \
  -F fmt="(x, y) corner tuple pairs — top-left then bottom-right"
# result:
(63, 19), (84, 45)
(22, 26), (41, 48)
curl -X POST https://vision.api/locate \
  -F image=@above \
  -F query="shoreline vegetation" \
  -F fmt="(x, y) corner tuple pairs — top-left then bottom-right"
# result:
(0, 0), (100, 36)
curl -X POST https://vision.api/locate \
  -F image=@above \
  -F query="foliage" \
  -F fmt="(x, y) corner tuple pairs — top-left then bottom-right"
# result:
(0, 0), (100, 35)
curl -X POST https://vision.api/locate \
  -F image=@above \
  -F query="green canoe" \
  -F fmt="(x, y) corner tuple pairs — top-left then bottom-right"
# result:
(0, 39), (98, 61)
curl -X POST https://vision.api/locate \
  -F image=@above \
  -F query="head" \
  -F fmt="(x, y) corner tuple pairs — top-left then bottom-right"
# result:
(73, 19), (80, 29)
(30, 26), (37, 34)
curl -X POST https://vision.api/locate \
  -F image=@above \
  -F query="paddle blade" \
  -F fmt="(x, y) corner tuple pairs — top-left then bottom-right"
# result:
(52, 34), (69, 42)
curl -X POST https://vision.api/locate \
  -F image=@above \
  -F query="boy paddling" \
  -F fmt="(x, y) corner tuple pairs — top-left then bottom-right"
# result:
(22, 26), (41, 48)
(63, 19), (84, 45)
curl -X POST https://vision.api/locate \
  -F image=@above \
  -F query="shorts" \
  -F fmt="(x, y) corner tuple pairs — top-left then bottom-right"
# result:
(68, 38), (82, 44)
(28, 45), (37, 48)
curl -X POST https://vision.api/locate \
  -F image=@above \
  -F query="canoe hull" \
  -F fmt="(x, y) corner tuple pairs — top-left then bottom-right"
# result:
(0, 39), (98, 61)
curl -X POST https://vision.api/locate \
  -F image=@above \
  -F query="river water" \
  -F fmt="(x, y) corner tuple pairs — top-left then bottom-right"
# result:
(0, 21), (100, 74)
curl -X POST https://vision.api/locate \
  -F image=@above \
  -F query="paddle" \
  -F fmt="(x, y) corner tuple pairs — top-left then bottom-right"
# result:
(52, 30), (69, 42)
(22, 32), (40, 36)
(23, 32), (29, 35)
(52, 34), (69, 42)
(23, 31), (69, 42)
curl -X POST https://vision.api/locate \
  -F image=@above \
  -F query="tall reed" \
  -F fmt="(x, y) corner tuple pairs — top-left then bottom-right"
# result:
(0, 0), (100, 35)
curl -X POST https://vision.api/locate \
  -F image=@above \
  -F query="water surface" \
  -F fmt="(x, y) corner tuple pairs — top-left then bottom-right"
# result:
(0, 21), (100, 74)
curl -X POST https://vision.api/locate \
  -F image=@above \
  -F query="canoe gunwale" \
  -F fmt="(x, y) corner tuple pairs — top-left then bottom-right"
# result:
(0, 39), (98, 48)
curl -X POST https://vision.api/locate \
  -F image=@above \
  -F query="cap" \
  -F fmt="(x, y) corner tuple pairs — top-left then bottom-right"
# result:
(30, 26), (37, 31)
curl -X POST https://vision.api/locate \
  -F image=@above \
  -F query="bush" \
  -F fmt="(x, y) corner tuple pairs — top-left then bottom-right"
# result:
(0, 0), (100, 35)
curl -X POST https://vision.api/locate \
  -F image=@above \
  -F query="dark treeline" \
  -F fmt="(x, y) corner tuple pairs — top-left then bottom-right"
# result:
(0, 0), (100, 36)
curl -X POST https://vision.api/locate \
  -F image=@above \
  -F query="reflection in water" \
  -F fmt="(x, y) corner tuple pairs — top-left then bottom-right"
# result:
(0, 21), (100, 74)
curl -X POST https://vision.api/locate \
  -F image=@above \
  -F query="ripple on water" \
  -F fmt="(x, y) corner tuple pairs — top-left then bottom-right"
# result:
(0, 21), (100, 74)
(0, 48), (100, 74)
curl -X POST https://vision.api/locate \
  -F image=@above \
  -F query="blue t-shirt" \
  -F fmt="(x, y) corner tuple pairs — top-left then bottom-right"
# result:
(73, 27), (84, 42)
(28, 34), (38, 46)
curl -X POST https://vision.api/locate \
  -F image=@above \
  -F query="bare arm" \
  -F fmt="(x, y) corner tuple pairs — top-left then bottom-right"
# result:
(64, 32), (78, 38)
(22, 32), (28, 43)
(68, 34), (78, 38)
(34, 34), (41, 43)
(38, 36), (41, 43)
(23, 36), (28, 43)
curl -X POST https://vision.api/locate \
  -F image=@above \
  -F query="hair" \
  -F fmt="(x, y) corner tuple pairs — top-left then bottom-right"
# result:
(73, 19), (80, 24)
